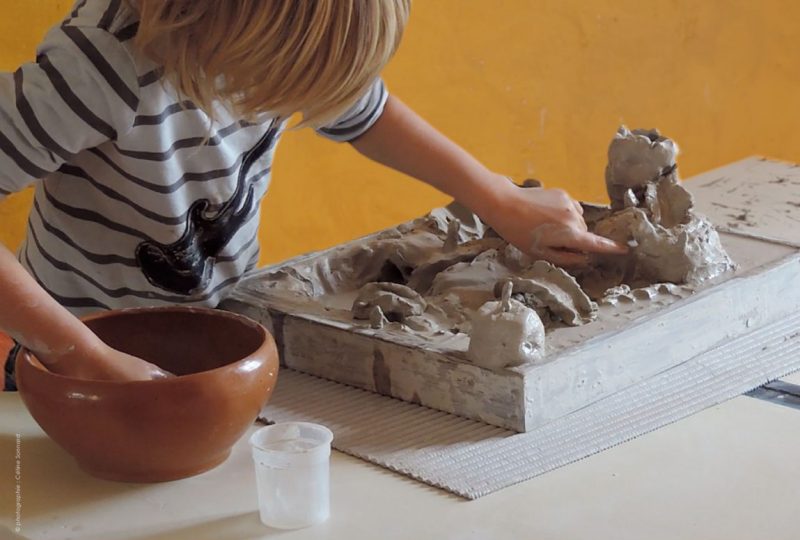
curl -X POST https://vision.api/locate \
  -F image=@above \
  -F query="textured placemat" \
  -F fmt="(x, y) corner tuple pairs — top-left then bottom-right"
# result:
(260, 312), (800, 499)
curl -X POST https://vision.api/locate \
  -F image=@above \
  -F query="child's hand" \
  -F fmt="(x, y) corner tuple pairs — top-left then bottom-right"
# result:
(347, 96), (628, 266)
(486, 183), (628, 267)
(43, 341), (173, 382)
(83, 344), (174, 381)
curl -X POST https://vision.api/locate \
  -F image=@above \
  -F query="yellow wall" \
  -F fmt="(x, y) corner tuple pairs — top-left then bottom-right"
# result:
(2, 1), (799, 264)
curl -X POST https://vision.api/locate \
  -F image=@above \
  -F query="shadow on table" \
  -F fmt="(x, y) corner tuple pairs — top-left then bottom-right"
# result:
(0, 433), (151, 520)
(112, 512), (295, 540)
(0, 523), (30, 540)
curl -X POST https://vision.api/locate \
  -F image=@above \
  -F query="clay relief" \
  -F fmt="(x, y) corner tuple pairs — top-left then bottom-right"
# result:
(262, 127), (735, 370)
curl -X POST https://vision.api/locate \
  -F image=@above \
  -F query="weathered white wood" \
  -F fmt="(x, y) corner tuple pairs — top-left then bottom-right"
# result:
(221, 302), (527, 428)
(520, 250), (800, 429)
(688, 157), (800, 248)
(223, 158), (800, 432)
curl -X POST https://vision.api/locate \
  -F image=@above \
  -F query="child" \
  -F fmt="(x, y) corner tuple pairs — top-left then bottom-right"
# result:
(0, 0), (625, 388)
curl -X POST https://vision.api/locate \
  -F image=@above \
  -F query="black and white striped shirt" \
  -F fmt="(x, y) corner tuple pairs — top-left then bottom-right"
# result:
(0, 0), (388, 316)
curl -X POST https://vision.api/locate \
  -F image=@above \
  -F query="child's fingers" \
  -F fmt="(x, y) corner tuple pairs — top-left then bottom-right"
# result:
(537, 248), (589, 267)
(529, 224), (627, 265)
(561, 230), (628, 255)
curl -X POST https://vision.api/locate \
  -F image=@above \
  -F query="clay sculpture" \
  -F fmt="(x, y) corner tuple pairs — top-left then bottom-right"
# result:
(582, 126), (734, 292)
(259, 127), (734, 370)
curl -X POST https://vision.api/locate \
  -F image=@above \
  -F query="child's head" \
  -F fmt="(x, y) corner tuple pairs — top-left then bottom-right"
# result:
(134, 0), (410, 126)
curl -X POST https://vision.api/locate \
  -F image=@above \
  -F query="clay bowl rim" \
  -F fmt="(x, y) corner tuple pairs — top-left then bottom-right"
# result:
(17, 306), (272, 387)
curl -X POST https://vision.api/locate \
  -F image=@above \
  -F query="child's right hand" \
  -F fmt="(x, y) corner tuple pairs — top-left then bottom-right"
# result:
(483, 182), (628, 267)
(1, 243), (172, 383)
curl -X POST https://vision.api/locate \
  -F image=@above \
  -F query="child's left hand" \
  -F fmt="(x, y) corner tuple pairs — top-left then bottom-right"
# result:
(482, 181), (628, 267)
(349, 95), (628, 266)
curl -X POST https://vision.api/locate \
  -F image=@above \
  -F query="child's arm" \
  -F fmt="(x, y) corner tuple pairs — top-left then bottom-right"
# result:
(0, 243), (169, 380)
(0, 24), (170, 380)
(350, 95), (626, 266)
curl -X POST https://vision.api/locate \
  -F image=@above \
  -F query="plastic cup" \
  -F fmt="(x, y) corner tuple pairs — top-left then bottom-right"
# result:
(249, 422), (334, 529)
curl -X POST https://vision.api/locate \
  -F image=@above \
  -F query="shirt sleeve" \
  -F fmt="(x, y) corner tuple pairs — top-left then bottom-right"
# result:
(315, 78), (389, 143)
(0, 23), (140, 200)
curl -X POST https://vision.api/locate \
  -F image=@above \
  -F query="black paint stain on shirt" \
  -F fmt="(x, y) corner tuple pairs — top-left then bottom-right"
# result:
(135, 121), (278, 295)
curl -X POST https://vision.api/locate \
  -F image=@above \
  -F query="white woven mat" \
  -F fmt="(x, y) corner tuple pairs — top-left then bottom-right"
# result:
(260, 312), (800, 500)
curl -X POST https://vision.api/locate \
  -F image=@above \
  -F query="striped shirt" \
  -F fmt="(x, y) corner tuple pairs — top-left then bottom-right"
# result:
(0, 0), (388, 317)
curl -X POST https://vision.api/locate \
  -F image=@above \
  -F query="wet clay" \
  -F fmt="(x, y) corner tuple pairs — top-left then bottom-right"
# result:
(467, 282), (545, 369)
(263, 127), (734, 370)
(578, 127), (735, 293)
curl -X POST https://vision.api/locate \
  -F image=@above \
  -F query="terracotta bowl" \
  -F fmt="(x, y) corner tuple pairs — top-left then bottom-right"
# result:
(16, 306), (279, 483)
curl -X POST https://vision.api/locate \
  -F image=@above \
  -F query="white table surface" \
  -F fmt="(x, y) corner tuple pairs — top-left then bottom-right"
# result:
(2, 387), (800, 540)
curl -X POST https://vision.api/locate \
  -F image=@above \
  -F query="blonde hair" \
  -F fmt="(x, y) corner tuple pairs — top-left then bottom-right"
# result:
(133, 0), (410, 126)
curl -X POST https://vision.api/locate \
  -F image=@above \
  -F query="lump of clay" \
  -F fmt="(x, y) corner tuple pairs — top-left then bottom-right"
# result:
(592, 126), (734, 287)
(368, 305), (388, 329)
(605, 127), (678, 212)
(352, 282), (427, 323)
(467, 283), (545, 369)
(261, 203), (493, 299)
(404, 237), (505, 293)
(428, 249), (512, 310)
(599, 283), (689, 306)
(495, 261), (598, 326)
(443, 220), (461, 252)
(426, 201), (490, 242)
